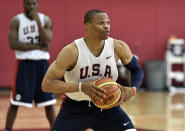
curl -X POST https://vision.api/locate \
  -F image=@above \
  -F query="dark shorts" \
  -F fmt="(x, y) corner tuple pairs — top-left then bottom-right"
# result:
(51, 96), (135, 131)
(11, 60), (56, 108)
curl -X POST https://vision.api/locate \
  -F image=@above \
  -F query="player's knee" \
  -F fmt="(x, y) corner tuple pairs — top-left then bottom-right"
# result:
(8, 104), (19, 113)
(10, 104), (18, 110)
(45, 105), (55, 115)
(45, 105), (54, 110)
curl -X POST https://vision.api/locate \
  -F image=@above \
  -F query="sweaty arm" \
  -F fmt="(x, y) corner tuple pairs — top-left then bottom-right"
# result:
(8, 16), (42, 51)
(42, 43), (79, 94)
(42, 42), (106, 101)
(114, 39), (144, 102)
(35, 16), (52, 51)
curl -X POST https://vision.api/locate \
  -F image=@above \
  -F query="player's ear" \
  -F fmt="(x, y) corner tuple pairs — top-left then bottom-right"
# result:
(85, 23), (91, 30)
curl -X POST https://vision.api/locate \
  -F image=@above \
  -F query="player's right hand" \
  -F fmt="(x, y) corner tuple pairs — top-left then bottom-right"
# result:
(81, 80), (106, 102)
(28, 8), (39, 20)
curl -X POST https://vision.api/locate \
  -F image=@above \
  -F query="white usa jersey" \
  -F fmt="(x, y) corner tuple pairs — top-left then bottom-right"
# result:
(15, 13), (50, 60)
(65, 37), (118, 101)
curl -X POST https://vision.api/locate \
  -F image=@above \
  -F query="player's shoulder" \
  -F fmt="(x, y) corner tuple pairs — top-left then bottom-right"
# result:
(14, 13), (23, 17)
(39, 12), (51, 22)
(64, 42), (77, 52)
(38, 12), (46, 17)
(113, 38), (133, 64)
(14, 13), (25, 20)
(59, 42), (78, 58)
(113, 38), (129, 49)
(10, 13), (23, 26)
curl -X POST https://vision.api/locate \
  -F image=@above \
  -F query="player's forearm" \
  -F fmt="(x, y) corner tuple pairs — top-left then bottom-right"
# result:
(9, 41), (41, 51)
(37, 23), (52, 46)
(42, 79), (79, 94)
(30, 11), (52, 46)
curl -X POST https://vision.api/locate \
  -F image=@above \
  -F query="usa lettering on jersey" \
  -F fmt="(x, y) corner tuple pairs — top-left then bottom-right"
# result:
(23, 25), (36, 35)
(80, 64), (112, 79)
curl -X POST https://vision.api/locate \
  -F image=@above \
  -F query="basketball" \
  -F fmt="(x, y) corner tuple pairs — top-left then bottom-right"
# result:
(93, 78), (121, 109)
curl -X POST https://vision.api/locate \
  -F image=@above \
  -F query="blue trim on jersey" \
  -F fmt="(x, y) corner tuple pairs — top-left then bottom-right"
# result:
(124, 56), (144, 88)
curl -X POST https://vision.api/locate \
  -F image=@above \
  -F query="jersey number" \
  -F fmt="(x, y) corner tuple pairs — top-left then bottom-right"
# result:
(27, 36), (40, 45)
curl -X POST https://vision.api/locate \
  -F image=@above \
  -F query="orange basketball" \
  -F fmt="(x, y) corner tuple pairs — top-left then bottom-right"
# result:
(94, 78), (121, 109)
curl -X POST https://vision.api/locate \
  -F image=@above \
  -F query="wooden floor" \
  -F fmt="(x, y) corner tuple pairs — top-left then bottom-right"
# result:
(0, 90), (185, 131)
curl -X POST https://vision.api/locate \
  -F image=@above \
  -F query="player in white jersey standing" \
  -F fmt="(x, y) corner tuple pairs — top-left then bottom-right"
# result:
(5, 0), (56, 131)
(42, 9), (144, 131)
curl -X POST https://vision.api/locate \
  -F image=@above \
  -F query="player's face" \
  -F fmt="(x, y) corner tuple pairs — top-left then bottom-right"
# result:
(90, 13), (110, 40)
(24, 0), (38, 15)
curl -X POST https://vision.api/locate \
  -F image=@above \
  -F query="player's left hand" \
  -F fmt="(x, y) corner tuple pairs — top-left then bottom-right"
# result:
(114, 85), (136, 106)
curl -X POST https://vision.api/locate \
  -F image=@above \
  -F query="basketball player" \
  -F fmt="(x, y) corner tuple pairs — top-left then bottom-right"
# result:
(5, 0), (56, 131)
(42, 9), (144, 131)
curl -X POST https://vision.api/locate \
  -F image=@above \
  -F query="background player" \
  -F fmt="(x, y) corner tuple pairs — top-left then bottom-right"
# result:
(5, 0), (56, 131)
(42, 9), (144, 131)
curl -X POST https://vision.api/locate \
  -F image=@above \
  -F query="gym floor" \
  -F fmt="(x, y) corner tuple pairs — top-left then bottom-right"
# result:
(0, 89), (185, 131)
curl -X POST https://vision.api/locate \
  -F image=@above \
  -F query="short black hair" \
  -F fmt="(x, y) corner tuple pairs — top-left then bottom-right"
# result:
(84, 9), (105, 24)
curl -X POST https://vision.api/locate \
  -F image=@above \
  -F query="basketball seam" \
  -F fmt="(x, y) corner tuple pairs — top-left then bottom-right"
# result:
(106, 86), (120, 96)
(97, 81), (119, 96)
(97, 81), (117, 88)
